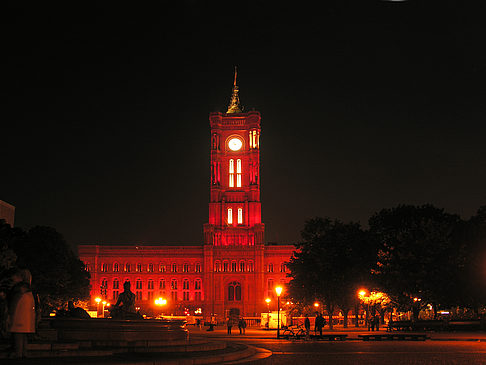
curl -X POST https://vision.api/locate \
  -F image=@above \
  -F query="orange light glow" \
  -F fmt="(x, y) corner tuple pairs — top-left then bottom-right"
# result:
(275, 286), (283, 296)
(95, 297), (101, 303)
(314, 302), (319, 307)
(155, 297), (167, 306)
(265, 298), (271, 304)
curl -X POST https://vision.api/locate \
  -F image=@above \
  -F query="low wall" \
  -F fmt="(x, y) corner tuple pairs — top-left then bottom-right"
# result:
(49, 318), (188, 344)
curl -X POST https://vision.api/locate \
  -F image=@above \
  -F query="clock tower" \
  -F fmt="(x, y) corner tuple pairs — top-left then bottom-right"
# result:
(203, 70), (264, 247)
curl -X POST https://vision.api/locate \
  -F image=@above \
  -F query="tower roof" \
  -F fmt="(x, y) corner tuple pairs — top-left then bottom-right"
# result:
(226, 66), (243, 113)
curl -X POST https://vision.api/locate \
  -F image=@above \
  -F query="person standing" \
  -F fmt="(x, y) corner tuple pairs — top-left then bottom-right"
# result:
(227, 317), (232, 334)
(241, 317), (247, 334)
(7, 269), (36, 359)
(315, 313), (324, 336)
(370, 315), (376, 331)
(304, 316), (311, 337)
(238, 317), (243, 334)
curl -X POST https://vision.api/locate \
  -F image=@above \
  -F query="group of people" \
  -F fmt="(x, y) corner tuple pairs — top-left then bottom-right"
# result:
(226, 317), (247, 334)
(0, 268), (39, 359)
(367, 314), (380, 331)
(304, 313), (327, 336)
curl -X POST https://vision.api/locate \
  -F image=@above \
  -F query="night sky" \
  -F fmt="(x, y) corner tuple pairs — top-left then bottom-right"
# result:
(2, 2), (486, 247)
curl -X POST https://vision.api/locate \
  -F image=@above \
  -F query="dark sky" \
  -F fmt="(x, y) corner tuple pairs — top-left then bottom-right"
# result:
(2, 1), (486, 246)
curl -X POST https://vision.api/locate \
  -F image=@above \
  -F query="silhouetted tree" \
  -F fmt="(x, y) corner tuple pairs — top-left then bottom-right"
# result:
(455, 206), (486, 314)
(369, 205), (461, 320)
(287, 218), (375, 329)
(0, 221), (90, 314)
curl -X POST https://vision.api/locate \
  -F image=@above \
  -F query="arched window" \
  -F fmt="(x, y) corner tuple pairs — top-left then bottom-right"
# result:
(227, 208), (233, 225)
(159, 279), (165, 290)
(223, 261), (229, 272)
(183, 279), (190, 290)
(267, 278), (274, 298)
(101, 263), (107, 272)
(160, 263), (166, 272)
(195, 279), (202, 301)
(248, 261), (254, 272)
(183, 263), (189, 273)
(236, 159), (242, 187)
(100, 278), (108, 299)
(268, 263), (274, 273)
(148, 279), (154, 290)
(195, 263), (201, 273)
(237, 207), (243, 224)
(239, 260), (245, 272)
(228, 281), (241, 301)
(112, 279), (119, 300)
(280, 263), (286, 272)
(215, 261), (221, 272)
(171, 279), (178, 290)
(113, 263), (119, 272)
(136, 263), (142, 272)
(229, 159), (234, 187)
(125, 263), (131, 272)
(231, 261), (237, 272)
(172, 263), (177, 272)
(136, 279), (143, 290)
(148, 263), (154, 272)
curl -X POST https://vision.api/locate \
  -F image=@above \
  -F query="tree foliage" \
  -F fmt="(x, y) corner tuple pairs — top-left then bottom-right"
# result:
(287, 218), (375, 328)
(455, 206), (486, 312)
(0, 221), (90, 313)
(369, 205), (461, 318)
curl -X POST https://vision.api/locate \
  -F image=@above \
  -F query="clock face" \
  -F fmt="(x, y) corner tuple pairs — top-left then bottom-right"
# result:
(228, 137), (243, 151)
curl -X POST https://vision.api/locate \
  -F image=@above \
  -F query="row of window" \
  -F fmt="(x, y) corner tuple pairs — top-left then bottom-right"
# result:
(93, 262), (202, 273)
(91, 262), (287, 274)
(100, 278), (202, 291)
(112, 290), (203, 302)
(227, 207), (244, 225)
(213, 261), (287, 273)
(214, 260), (253, 272)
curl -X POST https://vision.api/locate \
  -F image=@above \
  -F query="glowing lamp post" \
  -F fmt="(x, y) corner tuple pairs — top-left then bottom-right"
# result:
(95, 297), (103, 318)
(155, 297), (167, 316)
(275, 286), (283, 338)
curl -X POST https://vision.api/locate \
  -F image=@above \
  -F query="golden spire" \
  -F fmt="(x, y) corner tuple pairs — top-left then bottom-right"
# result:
(226, 66), (243, 113)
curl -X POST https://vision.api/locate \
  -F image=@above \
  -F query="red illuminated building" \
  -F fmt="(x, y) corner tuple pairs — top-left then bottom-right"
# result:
(78, 73), (294, 318)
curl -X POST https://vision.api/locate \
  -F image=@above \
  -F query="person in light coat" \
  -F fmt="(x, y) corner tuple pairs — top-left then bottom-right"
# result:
(8, 269), (36, 359)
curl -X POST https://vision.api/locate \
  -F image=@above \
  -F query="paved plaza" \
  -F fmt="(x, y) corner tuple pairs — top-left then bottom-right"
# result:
(4, 326), (486, 364)
(188, 326), (486, 364)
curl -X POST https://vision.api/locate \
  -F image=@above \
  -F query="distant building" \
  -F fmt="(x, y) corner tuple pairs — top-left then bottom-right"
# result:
(0, 200), (15, 226)
(78, 75), (295, 318)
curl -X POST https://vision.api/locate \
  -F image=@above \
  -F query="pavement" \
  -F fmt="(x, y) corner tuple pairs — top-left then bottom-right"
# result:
(187, 325), (486, 342)
(4, 326), (486, 364)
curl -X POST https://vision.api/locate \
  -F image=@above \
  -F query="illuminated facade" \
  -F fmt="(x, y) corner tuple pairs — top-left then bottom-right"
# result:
(79, 73), (294, 318)
(0, 200), (15, 227)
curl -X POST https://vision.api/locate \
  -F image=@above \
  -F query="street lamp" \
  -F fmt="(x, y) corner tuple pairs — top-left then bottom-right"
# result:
(265, 298), (271, 330)
(155, 297), (167, 317)
(95, 297), (103, 318)
(275, 286), (283, 338)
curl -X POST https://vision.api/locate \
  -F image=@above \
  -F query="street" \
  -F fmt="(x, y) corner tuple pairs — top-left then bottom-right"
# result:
(189, 327), (486, 364)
